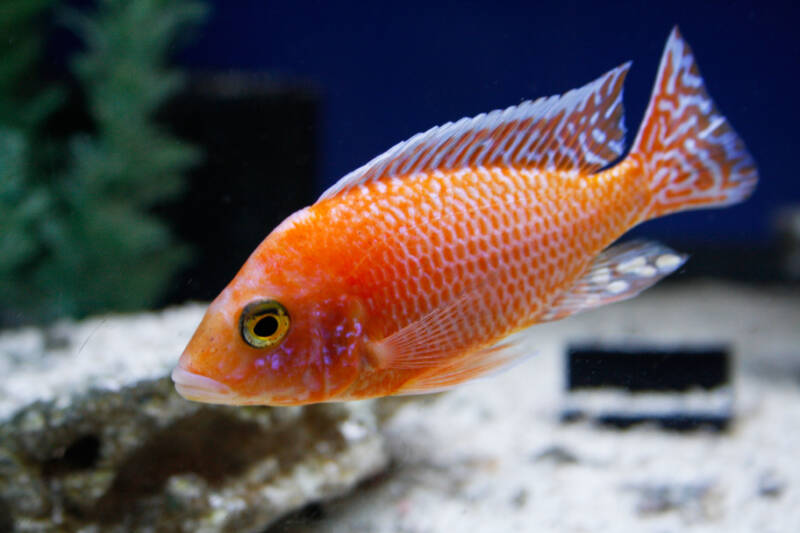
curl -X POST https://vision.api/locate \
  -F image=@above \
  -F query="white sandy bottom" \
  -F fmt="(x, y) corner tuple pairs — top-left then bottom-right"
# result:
(279, 282), (800, 533)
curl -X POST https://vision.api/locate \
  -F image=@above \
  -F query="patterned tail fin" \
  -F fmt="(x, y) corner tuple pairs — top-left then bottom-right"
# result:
(631, 27), (758, 221)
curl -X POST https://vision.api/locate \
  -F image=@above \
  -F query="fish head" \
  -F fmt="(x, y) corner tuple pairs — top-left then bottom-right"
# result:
(172, 236), (366, 406)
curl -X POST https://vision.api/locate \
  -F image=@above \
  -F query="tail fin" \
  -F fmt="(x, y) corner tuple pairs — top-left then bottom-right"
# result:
(631, 27), (758, 221)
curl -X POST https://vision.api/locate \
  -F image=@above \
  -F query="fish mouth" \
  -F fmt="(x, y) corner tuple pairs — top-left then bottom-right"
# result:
(171, 366), (239, 405)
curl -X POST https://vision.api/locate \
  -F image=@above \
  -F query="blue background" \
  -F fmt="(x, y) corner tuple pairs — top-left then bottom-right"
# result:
(179, 0), (798, 244)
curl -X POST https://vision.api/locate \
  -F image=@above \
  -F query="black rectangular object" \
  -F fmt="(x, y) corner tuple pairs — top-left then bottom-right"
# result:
(562, 343), (733, 431)
(567, 344), (730, 392)
(158, 72), (319, 304)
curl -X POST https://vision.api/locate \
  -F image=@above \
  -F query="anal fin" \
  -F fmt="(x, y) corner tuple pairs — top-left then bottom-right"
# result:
(542, 240), (687, 322)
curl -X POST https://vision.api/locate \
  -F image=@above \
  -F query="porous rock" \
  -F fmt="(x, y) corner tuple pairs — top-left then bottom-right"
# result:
(0, 306), (388, 532)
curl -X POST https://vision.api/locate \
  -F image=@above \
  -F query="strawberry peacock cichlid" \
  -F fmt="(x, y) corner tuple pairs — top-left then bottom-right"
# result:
(172, 28), (757, 406)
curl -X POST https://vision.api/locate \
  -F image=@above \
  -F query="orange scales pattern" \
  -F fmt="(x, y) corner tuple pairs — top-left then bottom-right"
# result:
(284, 159), (643, 396)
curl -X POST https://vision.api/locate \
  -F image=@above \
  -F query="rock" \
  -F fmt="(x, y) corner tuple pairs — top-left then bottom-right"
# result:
(0, 306), (388, 532)
(531, 444), (579, 465)
(757, 469), (786, 498)
(622, 479), (718, 521)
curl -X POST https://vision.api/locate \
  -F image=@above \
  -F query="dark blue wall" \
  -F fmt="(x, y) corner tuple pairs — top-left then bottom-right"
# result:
(180, 0), (798, 244)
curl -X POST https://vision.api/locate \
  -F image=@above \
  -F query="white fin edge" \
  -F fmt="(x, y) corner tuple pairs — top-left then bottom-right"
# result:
(318, 62), (632, 202)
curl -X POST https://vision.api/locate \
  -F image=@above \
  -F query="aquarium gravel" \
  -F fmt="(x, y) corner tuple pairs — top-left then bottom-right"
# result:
(269, 281), (800, 533)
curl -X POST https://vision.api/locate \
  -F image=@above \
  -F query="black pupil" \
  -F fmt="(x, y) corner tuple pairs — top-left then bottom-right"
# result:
(254, 314), (279, 338)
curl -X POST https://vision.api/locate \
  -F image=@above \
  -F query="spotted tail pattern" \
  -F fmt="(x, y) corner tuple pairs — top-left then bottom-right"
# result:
(631, 28), (758, 221)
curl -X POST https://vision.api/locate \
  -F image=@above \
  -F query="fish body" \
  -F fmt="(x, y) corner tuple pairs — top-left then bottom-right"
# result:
(173, 28), (757, 405)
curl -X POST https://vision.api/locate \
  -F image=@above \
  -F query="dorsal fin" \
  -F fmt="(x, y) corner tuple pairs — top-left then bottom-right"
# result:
(318, 63), (631, 202)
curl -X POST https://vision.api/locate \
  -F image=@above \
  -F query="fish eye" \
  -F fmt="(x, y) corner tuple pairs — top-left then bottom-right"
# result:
(240, 300), (290, 348)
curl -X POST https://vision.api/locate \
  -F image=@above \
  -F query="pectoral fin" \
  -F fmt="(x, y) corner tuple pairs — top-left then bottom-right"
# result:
(395, 328), (538, 394)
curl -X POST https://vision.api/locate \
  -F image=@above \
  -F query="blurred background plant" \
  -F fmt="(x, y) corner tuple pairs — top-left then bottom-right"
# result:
(0, 0), (206, 326)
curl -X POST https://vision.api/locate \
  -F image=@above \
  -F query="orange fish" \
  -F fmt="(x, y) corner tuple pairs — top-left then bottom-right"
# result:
(172, 28), (757, 405)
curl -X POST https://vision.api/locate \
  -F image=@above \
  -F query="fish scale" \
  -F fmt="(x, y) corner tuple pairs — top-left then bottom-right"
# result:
(271, 167), (635, 400)
(172, 28), (758, 405)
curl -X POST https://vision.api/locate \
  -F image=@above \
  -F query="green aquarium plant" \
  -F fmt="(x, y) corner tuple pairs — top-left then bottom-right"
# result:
(0, 0), (64, 324)
(0, 0), (206, 325)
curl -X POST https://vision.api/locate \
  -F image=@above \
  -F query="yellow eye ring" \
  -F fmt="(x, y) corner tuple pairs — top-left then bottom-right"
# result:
(240, 300), (290, 348)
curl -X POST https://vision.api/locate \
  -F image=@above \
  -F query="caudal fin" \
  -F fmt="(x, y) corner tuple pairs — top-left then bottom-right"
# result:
(631, 27), (758, 221)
